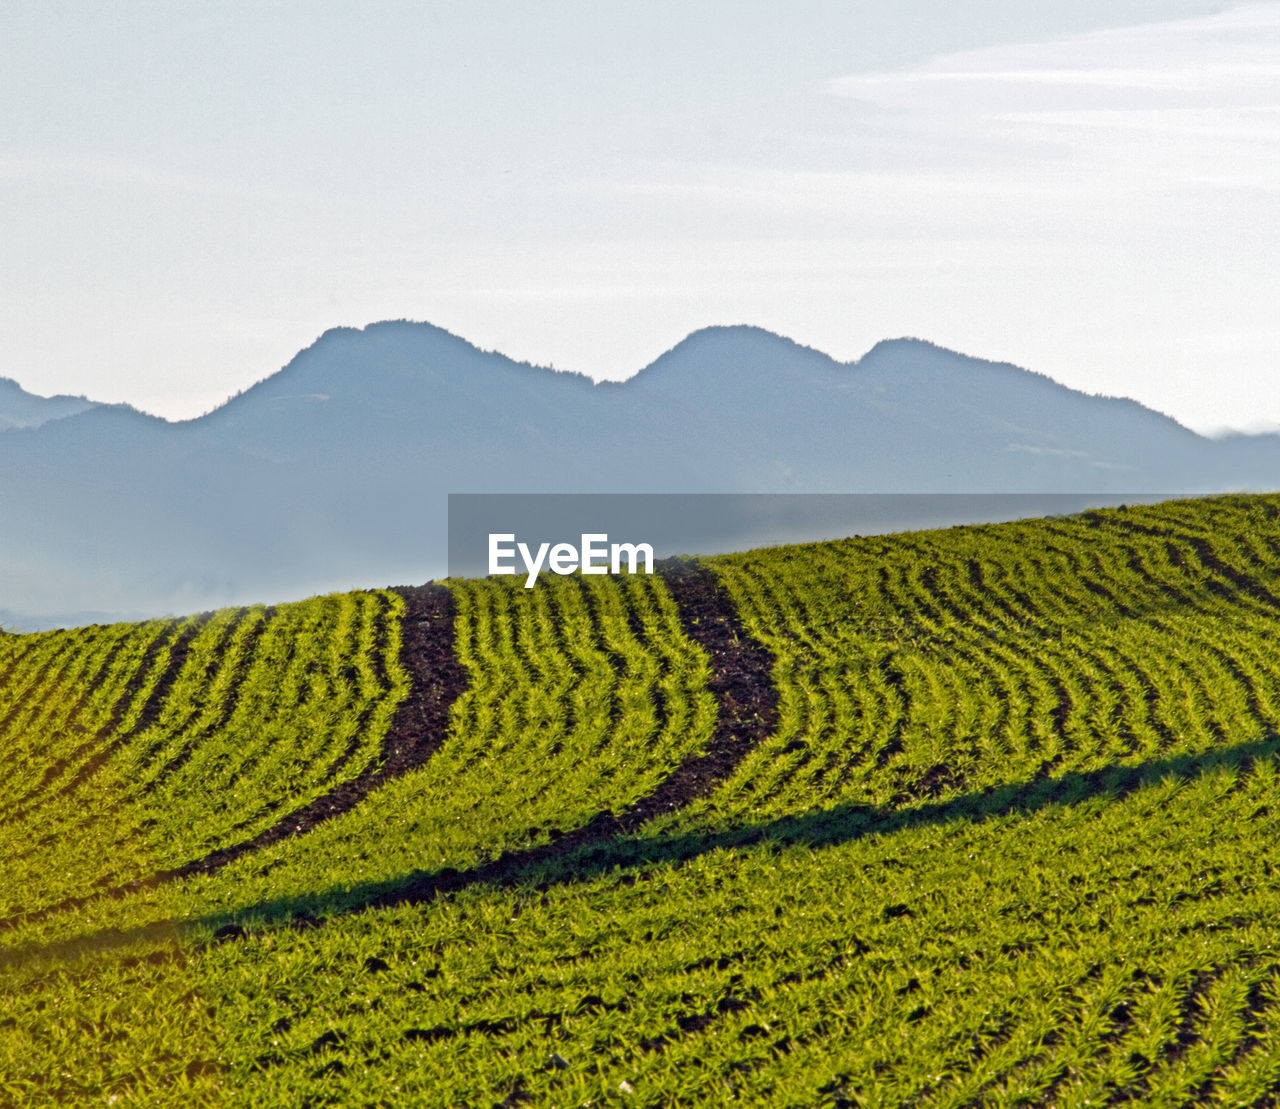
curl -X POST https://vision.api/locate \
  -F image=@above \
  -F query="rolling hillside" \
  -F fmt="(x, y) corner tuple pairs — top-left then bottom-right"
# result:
(6, 495), (1280, 1104)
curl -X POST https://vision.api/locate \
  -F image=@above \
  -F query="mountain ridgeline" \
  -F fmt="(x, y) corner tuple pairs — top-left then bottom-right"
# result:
(0, 377), (99, 430)
(2, 321), (1277, 628)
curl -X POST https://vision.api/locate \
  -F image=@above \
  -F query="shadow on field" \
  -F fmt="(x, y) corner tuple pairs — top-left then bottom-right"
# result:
(5, 734), (1276, 970)
(289, 731), (1280, 919)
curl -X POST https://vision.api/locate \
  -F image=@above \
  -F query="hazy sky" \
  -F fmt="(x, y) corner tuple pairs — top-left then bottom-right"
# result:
(3, 1), (1276, 432)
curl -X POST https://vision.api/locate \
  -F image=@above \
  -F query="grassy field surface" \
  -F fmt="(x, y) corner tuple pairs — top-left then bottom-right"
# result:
(4, 495), (1280, 1106)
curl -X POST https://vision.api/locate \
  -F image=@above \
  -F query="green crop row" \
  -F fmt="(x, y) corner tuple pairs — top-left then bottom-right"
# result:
(6, 495), (1280, 1106)
(665, 496), (1280, 838)
(7, 719), (1280, 1105)
(0, 590), (405, 922)
(0, 571), (716, 955)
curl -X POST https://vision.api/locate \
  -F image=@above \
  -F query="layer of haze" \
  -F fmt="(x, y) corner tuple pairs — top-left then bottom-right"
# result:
(2, 0), (1275, 432)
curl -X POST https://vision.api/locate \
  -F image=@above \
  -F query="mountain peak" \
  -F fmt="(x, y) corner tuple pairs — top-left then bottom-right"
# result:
(628, 325), (842, 391)
(859, 336), (1039, 370)
(667, 324), (830, 358)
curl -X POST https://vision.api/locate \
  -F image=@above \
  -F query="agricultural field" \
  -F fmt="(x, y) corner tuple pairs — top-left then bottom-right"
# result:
(5, 494), (1280, 1105)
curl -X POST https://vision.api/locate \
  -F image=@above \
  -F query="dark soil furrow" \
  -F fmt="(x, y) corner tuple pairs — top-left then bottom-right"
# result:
(577, 579), (636, 747)
(896, 550), (1080, 774)
(918, 548), (1016, 646)
(0, 637), (31, 694)
(124, 610), (248, 775)
(1180, 970), (1280, 1107)
(965, 554), (1036, 632)
(206, 700), (388, 851)
(915, 546), (1085, 766)
(366, 558), (779, 911)
(1189, 537), (1280, 612)
(1111, 516), (1280, 619)
(0, 585), (462, 931)
(1143, 605), (1275, 736)
(66, 619), (206, 783)
(871, 653), (908, 773)
(1036, 526), (1140, 619)
(526, 581), (591, 747)
(366, 590), (393, 694)
(161, 585), (462, 879)
(0, 634), (82, 743)
(1125, 549), (1190, 610)
(190, 595), (400, 843)
(208, 593), (395, 800)
(3, 563), (772, 937)
(1084, 642), (1165, 753)
(1197, 639), (1272, 731)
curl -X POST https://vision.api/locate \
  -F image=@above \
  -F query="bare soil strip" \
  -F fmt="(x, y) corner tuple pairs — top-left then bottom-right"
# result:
(3, 564), (777, 936)
(169, 585), (463, 879)
(0, 585), (463, 931)
(369, 557), (780, 911)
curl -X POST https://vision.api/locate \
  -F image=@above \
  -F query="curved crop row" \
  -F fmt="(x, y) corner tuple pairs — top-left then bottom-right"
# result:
(0, 569), (721, 952)
(149, 571), (721, 929)
(678, 496), (1280, 838)
(6, 495), (1280, 1106)
(0, 591), (406, 920)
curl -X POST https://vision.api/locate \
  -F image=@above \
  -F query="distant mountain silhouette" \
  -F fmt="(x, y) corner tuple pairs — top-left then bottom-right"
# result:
(2, 320), (1277, 628)
(0, 377), (99, 430)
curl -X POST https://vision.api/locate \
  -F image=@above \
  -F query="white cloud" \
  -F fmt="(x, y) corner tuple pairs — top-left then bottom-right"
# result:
(830, 3), (1280, 98)
(826, 2), (1280, 192)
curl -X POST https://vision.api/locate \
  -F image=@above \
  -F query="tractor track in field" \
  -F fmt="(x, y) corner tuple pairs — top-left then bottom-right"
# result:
(0, 558), (780, 951)
(366, 557), (779, 913)
(0, 584), (465, 933)
(11, 502), (1280, 984)
(169, 584), (464, 879)
(1, 559), (780, 944)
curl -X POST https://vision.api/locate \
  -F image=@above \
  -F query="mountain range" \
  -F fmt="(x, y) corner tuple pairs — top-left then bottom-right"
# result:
(2, 320), (1277, 629)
